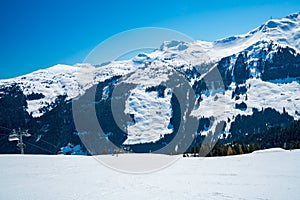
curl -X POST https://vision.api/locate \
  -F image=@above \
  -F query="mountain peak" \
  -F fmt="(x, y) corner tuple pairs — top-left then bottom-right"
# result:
(211, 12), (300, 56)
(285, 12), (300, 21)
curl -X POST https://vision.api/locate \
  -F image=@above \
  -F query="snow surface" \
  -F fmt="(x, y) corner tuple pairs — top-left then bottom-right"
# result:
(183, 12), (300, 62)
(192, 78), (300, 134)
(0, 13), (300, 144)
(0, 64), (81, 117)
(124, 86), (173, 145)
(1, 12), (298, 118)
(0, 149), (299, 200)
(0, 61), (142, 117)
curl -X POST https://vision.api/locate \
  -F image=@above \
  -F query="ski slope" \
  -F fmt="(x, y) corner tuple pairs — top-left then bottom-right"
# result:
(0, 148), (299, 200)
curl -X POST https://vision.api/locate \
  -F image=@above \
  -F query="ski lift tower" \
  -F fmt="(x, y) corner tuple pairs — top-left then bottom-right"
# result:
(8, 128), (31, 154)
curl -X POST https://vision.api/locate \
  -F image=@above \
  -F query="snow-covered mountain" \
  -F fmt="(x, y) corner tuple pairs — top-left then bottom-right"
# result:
(0, 12), (300, 154)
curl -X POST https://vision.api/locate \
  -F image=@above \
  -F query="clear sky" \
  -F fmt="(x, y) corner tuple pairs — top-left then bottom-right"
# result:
(1, 0), (300, 79)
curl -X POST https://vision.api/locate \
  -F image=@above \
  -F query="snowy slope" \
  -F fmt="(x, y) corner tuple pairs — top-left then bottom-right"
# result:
(193, 78), (300, 136)
(194, 12), (300, 61)
(0, 61), (142, 117)
(0, 64), (87, 117)
(124, 86), (173, 144)
(0, 149), (299, 200)
(0, 13), (300, 147)
(156, 12), (300, 65)
(1, 13), (299, 105)
(1, 12), (299, 116)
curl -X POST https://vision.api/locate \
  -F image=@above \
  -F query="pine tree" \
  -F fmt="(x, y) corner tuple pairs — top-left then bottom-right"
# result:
(227, 145), (236, 156)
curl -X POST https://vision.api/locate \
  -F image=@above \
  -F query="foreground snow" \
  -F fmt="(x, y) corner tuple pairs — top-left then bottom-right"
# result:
(0, 148), (299, 200)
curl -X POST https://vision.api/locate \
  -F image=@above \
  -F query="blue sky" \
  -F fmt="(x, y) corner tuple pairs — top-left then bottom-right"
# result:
(0, 0), (300, 78)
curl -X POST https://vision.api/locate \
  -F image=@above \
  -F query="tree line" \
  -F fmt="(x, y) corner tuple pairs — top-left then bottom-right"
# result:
(184, 120), (300, 157)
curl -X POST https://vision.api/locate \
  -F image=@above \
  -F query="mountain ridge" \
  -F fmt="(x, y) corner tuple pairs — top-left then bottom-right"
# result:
(0, 12), (299, 154)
